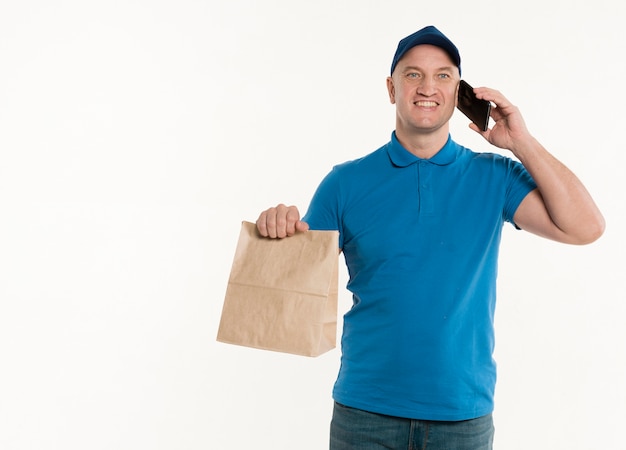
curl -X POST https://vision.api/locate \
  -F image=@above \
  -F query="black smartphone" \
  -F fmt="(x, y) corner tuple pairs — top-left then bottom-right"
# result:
(457, 80), (491, 132)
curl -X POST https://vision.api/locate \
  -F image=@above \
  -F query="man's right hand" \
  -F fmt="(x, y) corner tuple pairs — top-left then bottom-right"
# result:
(256, 204), (309, 238)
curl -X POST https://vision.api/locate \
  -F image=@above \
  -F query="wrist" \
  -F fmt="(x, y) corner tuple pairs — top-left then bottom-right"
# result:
(510, 135), (542, 162)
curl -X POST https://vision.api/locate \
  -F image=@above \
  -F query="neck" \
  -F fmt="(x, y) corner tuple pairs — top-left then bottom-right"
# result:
(395, 125), (450, 159)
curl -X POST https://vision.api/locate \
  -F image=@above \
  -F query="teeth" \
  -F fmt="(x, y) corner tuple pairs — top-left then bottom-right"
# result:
(416, 101), (437, 107)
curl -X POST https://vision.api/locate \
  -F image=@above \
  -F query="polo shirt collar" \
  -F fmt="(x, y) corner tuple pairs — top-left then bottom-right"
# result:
(387, 131), (458, 167)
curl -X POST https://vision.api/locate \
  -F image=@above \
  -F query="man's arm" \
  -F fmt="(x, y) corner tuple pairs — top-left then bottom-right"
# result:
(472, 87), (605, 245)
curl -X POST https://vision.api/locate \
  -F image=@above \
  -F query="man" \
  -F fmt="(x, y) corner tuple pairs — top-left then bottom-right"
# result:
(256, 26), (604, 449)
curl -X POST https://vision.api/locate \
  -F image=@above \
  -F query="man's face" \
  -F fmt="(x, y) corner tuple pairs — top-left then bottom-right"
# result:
(387, 44), (460, 136)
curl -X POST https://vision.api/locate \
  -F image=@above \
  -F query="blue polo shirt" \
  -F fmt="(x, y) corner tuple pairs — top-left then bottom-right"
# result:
(303, 132), (536, 421)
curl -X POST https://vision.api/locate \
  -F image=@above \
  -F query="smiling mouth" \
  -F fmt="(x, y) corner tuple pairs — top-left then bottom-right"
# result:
(414, 101), (438, 107)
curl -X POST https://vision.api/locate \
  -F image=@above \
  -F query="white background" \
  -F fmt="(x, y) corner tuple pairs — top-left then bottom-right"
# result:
(0, 1), (624, 449)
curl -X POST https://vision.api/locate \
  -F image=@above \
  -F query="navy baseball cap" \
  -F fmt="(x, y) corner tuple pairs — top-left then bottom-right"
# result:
(390, 25), (461, 76)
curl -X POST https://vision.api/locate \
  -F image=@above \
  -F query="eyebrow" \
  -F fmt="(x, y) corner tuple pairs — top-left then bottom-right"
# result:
(402, 65), (456, 73)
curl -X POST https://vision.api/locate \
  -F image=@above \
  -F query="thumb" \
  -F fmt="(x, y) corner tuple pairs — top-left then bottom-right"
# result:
(296, 220), (310, 232)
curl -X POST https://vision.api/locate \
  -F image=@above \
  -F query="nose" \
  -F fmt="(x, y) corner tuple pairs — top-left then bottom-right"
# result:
(417, 77), (436, 96)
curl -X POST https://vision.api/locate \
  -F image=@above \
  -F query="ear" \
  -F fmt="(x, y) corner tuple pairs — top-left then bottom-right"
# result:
(386, 76), (396, 104)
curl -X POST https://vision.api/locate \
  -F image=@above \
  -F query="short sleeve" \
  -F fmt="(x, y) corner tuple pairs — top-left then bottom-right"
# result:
(302, 166), (344, 248)
(503, 159), (537, 226)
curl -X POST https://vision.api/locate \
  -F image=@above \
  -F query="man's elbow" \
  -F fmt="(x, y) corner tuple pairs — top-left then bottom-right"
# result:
(572, 215), (606, 245)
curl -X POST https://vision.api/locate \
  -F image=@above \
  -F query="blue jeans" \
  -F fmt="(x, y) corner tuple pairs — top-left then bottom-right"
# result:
(330, 402), (494, 450)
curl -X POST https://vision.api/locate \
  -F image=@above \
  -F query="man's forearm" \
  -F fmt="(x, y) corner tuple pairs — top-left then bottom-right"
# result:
(513, 137), (605, 243)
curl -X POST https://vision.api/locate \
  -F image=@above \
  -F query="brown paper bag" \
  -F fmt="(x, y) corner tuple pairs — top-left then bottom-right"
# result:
(216, 221), (339, 357)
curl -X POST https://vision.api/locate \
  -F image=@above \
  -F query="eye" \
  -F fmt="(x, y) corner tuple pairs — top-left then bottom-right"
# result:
(438, 73), (451, 79)
(406, 72), (420, 79)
